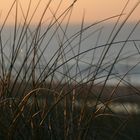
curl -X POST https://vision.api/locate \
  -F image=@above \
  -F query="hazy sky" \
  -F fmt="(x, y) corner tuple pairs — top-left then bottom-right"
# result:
(0, 0), (140, 25)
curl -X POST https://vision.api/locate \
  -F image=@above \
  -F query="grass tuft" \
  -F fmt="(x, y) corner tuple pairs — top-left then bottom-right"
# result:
(0, 0), (140, 139)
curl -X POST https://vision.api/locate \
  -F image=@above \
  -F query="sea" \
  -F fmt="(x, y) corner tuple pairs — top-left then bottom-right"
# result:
(1, 22), (140, 86)
(1, 22), (140, 114)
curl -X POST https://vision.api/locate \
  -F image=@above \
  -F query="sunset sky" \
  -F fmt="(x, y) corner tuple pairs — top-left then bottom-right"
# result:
(0, 0), (140, 25)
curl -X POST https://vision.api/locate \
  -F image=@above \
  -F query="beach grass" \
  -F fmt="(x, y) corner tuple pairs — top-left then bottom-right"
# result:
(0, 0), (140, 139)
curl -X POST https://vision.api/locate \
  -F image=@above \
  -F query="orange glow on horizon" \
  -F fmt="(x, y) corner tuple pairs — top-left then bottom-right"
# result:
(0, 0), (140, 25)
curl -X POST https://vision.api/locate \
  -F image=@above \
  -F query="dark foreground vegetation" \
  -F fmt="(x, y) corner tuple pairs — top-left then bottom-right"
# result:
(0, 0), (140, 139)
(1, 83), (140, 139)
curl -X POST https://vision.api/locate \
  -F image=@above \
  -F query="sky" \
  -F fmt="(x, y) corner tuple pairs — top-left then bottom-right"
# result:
(0, 0), (140, 25)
